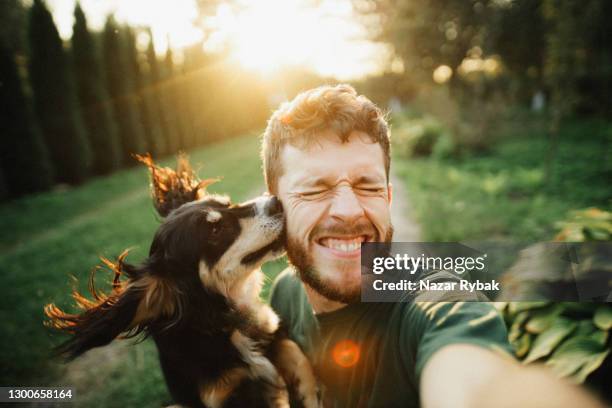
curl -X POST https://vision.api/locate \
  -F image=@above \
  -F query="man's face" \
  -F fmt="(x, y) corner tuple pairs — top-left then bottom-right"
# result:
(276, 130), (393, 303)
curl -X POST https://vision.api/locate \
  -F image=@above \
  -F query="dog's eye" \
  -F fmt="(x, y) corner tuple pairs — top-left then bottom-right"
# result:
(211, 225), (221, 235)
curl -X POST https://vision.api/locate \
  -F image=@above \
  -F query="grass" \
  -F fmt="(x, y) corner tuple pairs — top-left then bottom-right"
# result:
(393, 116), (612, 242)
(0, 132), (288, 407)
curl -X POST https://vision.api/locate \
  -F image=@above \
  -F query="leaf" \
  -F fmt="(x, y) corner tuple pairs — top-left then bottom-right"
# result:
(574, 350), (610, 383)
(574, 320), (598, 337)
(561, 302), (597, 314)
(523, 317), (577, 364)
(509, 311), (529, 342)
(593, 305), (612, 330)
(508, 301), (551, 315)
(524, 304), (563, 334)
(493, 302), (508, 312)
(591, 330), (609, 346)
(513, 332), (532, 358)
(546, 337), (609, 382)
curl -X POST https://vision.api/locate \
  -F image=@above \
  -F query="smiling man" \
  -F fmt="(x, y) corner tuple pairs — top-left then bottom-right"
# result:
(263, 85), (603, 408)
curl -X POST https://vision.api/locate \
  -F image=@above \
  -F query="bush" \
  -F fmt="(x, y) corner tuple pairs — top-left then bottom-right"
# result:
(499, 207), (612, 401)
(392, 116), (453, 159)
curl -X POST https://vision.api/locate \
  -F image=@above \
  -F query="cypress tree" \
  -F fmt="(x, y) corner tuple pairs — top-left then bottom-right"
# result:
(102, 16), (146, 165)
(0, 169), (8, 201)
(125, 27), (165, 157)
(0, 0), (28, 54)
(145, 30), (172, 155)
(72, 3), (121, 174)
(162, 46), (187, 151)
(27, 0), (91, 183)
(0, 43), (54, 196)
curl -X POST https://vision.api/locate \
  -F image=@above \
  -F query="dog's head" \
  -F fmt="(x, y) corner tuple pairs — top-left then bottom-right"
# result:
(151, 193), (285, 294)
(45, 155), (285, 359)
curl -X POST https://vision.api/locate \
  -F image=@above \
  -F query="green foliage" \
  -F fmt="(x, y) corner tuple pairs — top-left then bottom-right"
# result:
(0, 133), (273, 406)
(144, 29), (171, 156)
(161, 45), (187, 153)
(71, 3), (121, 175)
(0, 0), (28, 53)
(28, 0), (92, 184)
(492, 0), (546, 102)
(496, 208), (612, 393)
(125, 27), (166, 158)
(499, 301), (611, 385)
(543, 0), (612, 116)
(0, 43), (54, 195)
(393, 116), (453, 159)
(554, 208), (612, 242)
(365, 0), (490, 84)
(394, 115), (611, 241)
(102, 16), (146, 165)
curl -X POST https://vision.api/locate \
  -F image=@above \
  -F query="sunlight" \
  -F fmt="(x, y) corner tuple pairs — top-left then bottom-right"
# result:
(203, 0), (389, 79)
(49, 0), (203, 53)
(49, 0), (387, 79)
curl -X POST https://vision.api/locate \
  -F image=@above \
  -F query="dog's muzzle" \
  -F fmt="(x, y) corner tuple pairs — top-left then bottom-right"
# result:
(264, 196), (283, 217)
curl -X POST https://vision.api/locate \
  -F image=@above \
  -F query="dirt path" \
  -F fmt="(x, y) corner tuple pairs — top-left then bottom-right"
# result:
(390, 172), (421, 241)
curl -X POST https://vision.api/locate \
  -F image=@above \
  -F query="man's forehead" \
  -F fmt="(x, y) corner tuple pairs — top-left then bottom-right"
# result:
(279, 130), (386, 188)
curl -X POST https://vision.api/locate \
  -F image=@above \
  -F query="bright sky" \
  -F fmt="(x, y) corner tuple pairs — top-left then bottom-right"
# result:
(48, 0), (390, 79)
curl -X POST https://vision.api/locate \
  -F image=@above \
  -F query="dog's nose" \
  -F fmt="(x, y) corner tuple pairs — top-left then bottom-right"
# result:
(265, 196), (283, 216)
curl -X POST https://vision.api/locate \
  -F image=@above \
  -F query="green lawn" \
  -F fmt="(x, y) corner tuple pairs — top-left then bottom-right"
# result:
(393, 116), (612, 242)
(0, 132), (288, 406)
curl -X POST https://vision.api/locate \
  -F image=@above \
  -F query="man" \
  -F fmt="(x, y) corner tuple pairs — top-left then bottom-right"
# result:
(262, 84), (603, 407)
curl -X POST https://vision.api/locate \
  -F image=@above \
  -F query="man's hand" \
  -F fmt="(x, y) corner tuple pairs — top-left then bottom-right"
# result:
(420, 344), (606, 408)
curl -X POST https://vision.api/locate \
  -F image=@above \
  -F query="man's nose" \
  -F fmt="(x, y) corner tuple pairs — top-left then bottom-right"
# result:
(329, 186), (365, 223)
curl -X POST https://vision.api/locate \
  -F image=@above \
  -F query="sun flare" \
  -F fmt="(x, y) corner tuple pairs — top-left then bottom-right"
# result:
(50, 0), (388, 79)
(203, 0), (388, 78)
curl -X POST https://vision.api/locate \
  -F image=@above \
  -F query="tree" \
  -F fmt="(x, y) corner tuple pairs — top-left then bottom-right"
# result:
(145, 30), (172, 154)
(543, 0), (612, 116)
(125, 27), (166, 157)
(0, 0), (28, 53)
(162, 45), (186, 152)
(493, 0), (547, 102)
(102, 16), (146, 165)
(72, 3), (121, 174)
(360, 0), (494, 88)
(0, 43), (54, 196)
(28, 0), (91, 183)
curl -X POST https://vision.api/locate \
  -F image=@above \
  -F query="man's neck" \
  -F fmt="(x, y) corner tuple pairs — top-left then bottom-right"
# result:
(303, 283), (347, 314)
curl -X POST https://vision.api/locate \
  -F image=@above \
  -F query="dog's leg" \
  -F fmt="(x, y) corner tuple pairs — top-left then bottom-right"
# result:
(273, 339), (321, 408)
(231, 330), (290, 408)
(199, 367), (250, 408)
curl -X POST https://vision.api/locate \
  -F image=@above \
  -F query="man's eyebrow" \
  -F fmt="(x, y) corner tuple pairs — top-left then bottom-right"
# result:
(297, 176), (335, 188)
(353, 175), (386, 184)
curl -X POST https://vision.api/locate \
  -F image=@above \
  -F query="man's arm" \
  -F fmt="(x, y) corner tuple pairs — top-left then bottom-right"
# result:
(420, 343), (605, 408)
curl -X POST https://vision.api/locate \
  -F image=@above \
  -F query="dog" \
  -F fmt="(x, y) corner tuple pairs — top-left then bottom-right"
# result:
(45, 155), (320, 408)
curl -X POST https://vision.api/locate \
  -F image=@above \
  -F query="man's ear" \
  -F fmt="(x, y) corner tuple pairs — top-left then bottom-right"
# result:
(388, 182), (393, 207)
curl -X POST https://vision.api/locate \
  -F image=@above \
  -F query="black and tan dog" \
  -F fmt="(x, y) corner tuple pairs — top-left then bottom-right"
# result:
(45, 155), (319, 408)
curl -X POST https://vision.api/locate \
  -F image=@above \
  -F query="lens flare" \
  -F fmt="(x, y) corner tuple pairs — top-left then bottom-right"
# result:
(332, 339), (360, 368)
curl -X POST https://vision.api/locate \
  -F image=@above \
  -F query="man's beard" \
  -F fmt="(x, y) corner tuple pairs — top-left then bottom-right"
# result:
(286, 219), (394, 304)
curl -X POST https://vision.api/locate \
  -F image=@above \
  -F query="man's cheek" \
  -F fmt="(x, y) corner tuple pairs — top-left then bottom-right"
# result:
(289, 204), (325, 240)
(362, 201), (392, 237)
(286, 208), (316, 244)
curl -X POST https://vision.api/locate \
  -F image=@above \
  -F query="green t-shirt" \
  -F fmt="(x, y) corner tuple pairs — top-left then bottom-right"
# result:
(269, 267), (513, 408)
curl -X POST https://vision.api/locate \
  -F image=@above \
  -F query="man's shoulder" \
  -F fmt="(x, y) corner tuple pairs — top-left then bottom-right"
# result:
(270, 267), (302, 298)
(269, 266), (307, 314)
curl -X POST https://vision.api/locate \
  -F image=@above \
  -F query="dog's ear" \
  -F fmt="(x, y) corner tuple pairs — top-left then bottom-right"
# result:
(135, 153), (218, 217)
(44, 251), (178, 360)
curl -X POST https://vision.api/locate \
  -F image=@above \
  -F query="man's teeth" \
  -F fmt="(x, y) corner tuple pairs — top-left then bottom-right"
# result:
(321, 237), (364, 252)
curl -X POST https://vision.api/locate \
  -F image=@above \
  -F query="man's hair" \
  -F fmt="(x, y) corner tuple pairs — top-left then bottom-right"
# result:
(261, 84), (391, 194)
